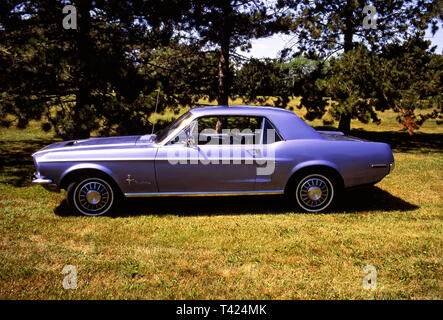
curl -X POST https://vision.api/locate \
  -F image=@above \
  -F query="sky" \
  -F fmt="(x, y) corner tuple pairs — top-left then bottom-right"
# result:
(241, 27), (443, 59)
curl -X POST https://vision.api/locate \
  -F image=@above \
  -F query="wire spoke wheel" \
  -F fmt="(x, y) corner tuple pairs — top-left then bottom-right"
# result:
(295, 174), (334, 212)
(73, 178), (114, 216)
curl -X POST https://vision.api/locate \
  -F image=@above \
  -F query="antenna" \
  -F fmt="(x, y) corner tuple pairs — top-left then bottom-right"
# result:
(151, 87), (161, 134)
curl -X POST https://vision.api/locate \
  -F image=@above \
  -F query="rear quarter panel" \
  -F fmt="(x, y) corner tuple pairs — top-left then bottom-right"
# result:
(269, 139), (393, 189)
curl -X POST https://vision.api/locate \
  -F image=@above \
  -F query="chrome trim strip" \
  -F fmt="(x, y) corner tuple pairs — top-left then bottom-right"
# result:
(260, 117), (265, 144)
(38, 157), (278, 163)
(370, 164), (388, 168)
(124, 190), (284, 198)
(33, 143), (138, 155)
(38, 158), (153, 163)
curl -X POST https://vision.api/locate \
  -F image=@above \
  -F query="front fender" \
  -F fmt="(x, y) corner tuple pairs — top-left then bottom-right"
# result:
(60, 163), (119, 187)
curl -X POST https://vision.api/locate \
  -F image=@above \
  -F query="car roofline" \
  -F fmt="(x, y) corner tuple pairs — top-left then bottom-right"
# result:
(189, 105), (296, 116)
(160, 105), (321, 145)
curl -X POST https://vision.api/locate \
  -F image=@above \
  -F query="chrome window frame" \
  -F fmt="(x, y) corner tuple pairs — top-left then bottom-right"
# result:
(157, 112), (195, 146)
(161, 114), (284, 147)
(262, 117), (284, 144)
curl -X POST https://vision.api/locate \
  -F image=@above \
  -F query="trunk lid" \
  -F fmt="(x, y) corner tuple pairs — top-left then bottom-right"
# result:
(317, 130), (367, 142)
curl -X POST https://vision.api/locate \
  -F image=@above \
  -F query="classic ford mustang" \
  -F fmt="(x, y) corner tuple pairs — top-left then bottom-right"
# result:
(32, 105), (394, 216)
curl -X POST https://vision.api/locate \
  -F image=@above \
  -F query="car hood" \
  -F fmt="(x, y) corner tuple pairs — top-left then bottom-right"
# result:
(33, 134), (156, 156)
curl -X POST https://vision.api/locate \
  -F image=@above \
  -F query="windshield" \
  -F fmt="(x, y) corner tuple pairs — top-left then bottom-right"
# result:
(154, 112), (193, 143)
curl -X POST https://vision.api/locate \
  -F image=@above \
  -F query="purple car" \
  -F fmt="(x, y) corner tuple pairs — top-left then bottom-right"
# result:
(32, 105), (394, 216)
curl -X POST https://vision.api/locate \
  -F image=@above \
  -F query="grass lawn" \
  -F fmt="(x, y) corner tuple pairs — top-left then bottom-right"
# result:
(0, 105), (442, 299)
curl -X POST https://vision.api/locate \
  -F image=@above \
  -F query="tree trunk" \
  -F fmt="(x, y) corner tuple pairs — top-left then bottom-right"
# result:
(73, 0), (93, 139)
(216, 33), (229, 132)
(217, 2), (231, 106)
(215, 2), (231, 133)
(343, 1), (354, 53)
(338, 1), (354, 135)
(217, 40), (229, 106)
(338, 114), (351, 134)
(216, 41), (228, 133)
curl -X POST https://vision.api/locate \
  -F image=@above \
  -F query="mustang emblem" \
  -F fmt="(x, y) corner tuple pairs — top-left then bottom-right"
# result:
(125, 175), (136, 184)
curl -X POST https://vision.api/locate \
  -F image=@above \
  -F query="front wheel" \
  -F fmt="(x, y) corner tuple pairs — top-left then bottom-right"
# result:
(291, 173), (336, 213)
(67, 177), (117, 216)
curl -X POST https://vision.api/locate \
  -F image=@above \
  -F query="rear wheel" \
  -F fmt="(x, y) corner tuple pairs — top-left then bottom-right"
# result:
(67, 176), (117, 216)
(289, 173), (336, 213)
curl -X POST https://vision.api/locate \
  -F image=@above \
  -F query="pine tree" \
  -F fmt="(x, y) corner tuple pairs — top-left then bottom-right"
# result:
(0, 0), (188, 138)
(288, 0), (441, 133)
(179, 0), (290, 105)
(319, 38), (442, 134)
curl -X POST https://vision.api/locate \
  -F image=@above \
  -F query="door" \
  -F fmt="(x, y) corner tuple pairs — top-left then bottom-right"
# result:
(154, 115), (263, 193)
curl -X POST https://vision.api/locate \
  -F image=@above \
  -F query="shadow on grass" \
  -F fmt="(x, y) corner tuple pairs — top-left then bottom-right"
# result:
(314, 126), (443, 153)
(54, 186), (418, 217)
(0, 139), (59, 187)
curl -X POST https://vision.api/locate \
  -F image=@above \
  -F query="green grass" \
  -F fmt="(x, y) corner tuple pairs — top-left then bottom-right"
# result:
(0, 103), (442, 299)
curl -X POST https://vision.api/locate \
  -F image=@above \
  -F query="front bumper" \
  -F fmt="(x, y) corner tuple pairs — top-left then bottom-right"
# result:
(32, 174), (59, 192)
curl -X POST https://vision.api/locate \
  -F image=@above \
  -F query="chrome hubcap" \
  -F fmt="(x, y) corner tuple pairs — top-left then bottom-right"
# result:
(78, 181), (110, 212)
(86, 190), (101, 205)
(307, 186), (322, 201)
(299, 177), (329, 209)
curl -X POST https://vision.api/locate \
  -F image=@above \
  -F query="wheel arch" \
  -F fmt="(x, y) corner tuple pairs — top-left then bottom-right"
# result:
(284, 162), (344, 194)
(59, 164), (122, 195)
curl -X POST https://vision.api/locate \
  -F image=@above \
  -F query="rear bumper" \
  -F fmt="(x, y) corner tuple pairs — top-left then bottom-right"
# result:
(370, 160), (394, 175)
(389, 162), (395, 173)
(32, 174), (59, 192)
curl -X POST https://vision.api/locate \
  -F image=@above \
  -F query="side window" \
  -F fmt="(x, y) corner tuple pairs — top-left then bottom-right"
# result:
(168, 125), (191, 145)
(262, 119), (282, 144)
(196, 116), (227, 145)
(196, 116), (263, 145)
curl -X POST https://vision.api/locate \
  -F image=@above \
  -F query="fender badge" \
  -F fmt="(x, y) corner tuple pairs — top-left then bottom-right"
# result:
(125, 174), (136, 184)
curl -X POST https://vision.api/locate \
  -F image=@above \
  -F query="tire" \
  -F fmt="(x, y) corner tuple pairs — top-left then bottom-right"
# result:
(67, 176), (118, 216)
(289, 172), (336, 213)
